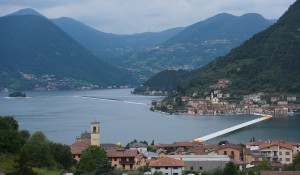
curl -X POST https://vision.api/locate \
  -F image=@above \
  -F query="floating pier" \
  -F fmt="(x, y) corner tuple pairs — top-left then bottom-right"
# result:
(193, 115), (273, 142)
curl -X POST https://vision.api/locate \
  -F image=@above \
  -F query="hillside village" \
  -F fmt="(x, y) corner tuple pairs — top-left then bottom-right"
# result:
(69, 122), (300, 175)
(153, 79), (300, 115)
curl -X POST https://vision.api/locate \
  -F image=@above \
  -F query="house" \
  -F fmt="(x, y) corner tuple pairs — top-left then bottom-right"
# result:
(271, 97), (279, 103)
(277, 101), (288, 106)
(70, 137), (91, 162)
(188, 108), (196, 115)
(70, 121), (100, 162)
(149, 157), (185, 175)
(107, 149), (146, 170)
(167, 155), (230, 171)
(211, 97), (219, 105)
(215, 144), (241, 163)
(152, 142), (199, 151)
(101, 143), (120, 151)
(275, 106), (288, 114)
(181, 96), (191, 102)
(260, 142), (293, 164)
(143, 151), (158, 162)
(157, 149), (167, 158)
(129, 142), (148, 154)
(287, 96), (297, 102)
(245, 141), (294, 165)
(218, 78), (230, 84)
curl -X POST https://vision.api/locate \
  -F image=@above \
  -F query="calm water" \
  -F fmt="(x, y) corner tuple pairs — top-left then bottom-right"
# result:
(0, 89), (299, 145)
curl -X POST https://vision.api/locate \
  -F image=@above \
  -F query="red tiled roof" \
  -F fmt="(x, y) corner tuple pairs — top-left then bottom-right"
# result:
(260, 141), (293, 150)
(70, 139), (91, 155)
(101, 143), (119, 151)
(149, 158), (185, 167)
(107, 149), (138, 158)
(217, 144), (241, 151)
(152, 141), (197, 149)
(261, 171), (300, 175)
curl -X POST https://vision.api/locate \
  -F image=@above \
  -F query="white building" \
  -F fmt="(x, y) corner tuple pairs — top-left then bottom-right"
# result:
(167, 155), (230, 171)
(129, 142), (148, 154)
(149, 157), (185, 175)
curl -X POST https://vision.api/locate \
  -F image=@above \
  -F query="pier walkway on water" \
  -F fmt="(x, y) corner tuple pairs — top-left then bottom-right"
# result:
(193, 114), (273, 142)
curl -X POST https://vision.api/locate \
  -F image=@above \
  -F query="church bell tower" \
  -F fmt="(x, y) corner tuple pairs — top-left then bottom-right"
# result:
(90, 121), (100, 146)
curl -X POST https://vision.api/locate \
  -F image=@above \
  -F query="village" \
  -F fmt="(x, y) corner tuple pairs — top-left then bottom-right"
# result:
(153, 79), (300, 115)
(70, 122), (300, 175)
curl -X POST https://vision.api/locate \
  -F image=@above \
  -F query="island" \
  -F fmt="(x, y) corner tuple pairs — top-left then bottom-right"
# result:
(8, 91), (27, 98)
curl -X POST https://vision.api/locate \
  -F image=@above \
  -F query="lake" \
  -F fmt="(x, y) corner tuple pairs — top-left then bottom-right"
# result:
(0, 89), (299, 146)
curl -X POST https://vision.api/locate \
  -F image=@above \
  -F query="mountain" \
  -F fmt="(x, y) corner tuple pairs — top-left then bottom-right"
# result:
(121, 13), (274, 78)
(51, 17), (184, 62)
(133, 69), (199, 94)
(0, 15), (136, 90)
(170, 0), (300, 99)
(7, 8), (43, 16)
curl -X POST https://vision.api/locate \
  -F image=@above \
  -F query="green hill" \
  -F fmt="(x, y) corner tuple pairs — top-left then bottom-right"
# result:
(0, 15), (136, 90)
(122, 13), (274, 78)
(172, 0), (300, 99)
(133, 69), (199, 94)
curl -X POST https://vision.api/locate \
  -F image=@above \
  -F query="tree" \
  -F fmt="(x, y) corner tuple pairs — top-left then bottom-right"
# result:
(255, 159), (273, 174)
(284, 152), (300, 171)
(0, 116), (23, 153)
(22, 131), (55, 167)
(10, 149), (37, 175)
(50, 142), (73, 169)
(19, 130), (30, 144)
(223, 161), (238, 175)
(151, 139), (154, 146)
(76, 145), (107, 174)
(94, 157), (113, 175)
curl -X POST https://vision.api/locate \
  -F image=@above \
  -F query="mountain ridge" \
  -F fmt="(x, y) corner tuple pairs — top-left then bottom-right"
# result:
(121, 12), (274, 79)
(0, 15), (136, 90)
(163, 0), (300, 103)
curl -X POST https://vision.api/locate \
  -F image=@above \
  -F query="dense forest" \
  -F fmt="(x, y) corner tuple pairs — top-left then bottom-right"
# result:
(163, 0), (300, 102)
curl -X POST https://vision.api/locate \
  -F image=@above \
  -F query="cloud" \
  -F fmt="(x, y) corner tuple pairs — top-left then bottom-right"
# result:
(0, 0), (296, 34)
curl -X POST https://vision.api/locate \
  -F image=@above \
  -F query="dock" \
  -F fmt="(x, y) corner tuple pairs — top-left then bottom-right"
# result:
(193, 115), (273, 142)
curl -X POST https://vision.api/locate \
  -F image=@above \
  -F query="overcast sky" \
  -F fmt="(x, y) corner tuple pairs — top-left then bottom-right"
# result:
(0, 0), (297, 34)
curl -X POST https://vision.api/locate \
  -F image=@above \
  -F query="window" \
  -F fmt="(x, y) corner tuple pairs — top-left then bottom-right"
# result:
(93, 126), (97, 133)
(165, 167), (168, 169)
(123, 165), (125, 170)
(224, 151), (227, 155)
(286, 158), (290, 162)
(191, 166), (193, 170)
(199, 167), (202, 170)
(173, 173), (178, 175)
(155, 167), (160, 170)
(173, 167), (178, 170)
(286, 152), (290, 155)
(279, 151), (282, 155)
(130, 164), (133, 170)
(114, 158), (117, 161)
(165, 173), (168, 175)
(114, 164), (117, 168)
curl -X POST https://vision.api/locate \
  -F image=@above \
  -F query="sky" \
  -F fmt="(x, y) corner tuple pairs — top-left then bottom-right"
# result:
(0, 0), (297, 34)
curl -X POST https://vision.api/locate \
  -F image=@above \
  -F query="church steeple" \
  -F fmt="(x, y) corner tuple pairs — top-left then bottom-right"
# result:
(90, 121), (100, 146)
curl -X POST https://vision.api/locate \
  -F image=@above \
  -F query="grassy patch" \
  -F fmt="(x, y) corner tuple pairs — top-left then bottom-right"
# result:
(33, 168), (63, 175)
(0, 153), (17, 173)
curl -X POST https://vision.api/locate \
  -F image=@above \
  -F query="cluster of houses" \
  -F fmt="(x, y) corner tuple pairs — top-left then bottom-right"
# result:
(156, 79), (300, 115)
(70, 122), (300, 175)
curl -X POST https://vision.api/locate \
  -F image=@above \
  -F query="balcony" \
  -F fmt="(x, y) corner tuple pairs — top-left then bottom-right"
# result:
(119, 160), (135, 164)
